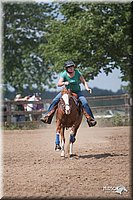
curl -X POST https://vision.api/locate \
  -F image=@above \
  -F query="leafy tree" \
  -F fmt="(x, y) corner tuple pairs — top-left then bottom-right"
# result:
(3, 2), (132, 93)
(3, 2), (57, 92)
(41, 3), (131, 84)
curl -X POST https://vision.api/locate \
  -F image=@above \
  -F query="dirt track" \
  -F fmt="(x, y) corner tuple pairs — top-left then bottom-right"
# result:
(3, 125), (131, 199)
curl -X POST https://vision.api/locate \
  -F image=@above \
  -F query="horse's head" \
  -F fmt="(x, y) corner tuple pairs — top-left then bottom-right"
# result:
(61, 88), (71, 115)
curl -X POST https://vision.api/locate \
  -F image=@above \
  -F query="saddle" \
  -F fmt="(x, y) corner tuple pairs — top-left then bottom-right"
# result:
(70, 92), (83, 115)
(71, 92), (78, 99)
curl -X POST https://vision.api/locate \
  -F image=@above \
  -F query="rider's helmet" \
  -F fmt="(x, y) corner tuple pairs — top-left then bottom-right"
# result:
(64, 60), (76, 68)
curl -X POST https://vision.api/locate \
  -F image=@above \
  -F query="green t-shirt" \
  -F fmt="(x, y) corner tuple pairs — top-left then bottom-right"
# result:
(60, 69), (82, 93)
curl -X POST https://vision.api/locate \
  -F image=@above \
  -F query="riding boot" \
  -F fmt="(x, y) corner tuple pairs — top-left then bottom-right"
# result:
(40, 105), (58, 124)
(83, 109), (97, 127)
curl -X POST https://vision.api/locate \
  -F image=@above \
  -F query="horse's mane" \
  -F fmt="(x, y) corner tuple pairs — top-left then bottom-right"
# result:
(61, 88), (69, 95)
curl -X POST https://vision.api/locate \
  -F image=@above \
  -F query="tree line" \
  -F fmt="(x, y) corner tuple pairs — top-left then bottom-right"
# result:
(4, 87), (126, 100)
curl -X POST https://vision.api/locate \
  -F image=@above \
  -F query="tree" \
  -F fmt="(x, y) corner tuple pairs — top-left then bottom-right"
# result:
(3, 2), (57, 92)
(41, 3), (131, 83)
(3, 3), (132, 93)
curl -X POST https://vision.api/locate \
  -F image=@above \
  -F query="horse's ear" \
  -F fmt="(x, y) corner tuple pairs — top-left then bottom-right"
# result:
(61, 87), (69, 95)
(61, 88), (65, 95)
(68, 89), (71, 94)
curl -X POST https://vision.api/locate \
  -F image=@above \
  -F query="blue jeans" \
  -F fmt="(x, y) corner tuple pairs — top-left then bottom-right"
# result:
(47, 91), (94, 118)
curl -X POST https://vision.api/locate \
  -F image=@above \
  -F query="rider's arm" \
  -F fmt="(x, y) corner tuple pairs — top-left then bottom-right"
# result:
(57, 77), (69, 87)
(80, 75), (92, 93)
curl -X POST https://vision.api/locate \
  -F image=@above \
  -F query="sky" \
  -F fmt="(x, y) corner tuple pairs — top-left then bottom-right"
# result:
(88, 68), (128, 92)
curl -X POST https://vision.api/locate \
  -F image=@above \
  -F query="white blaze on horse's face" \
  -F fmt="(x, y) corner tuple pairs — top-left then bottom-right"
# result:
(62, 93), (70, 115)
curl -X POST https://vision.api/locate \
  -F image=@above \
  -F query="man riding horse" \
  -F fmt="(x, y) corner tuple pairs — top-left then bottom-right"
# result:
(41, 60), (97, 127)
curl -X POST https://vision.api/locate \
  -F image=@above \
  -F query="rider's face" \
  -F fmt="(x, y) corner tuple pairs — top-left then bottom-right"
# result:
(67, 66), (74, 73)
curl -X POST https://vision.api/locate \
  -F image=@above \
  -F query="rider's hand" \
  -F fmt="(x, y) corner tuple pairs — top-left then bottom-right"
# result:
(64, 81), (69, 86)
(87, 88), (92, 94)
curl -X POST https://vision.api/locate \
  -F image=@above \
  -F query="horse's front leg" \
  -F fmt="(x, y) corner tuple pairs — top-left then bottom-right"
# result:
(55, 120), (62, 151)
(55, 131), (61, 151)
(60, 127), (65, 157)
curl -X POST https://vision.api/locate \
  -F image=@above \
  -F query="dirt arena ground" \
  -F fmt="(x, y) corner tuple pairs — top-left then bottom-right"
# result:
(3, 124), (132, 199)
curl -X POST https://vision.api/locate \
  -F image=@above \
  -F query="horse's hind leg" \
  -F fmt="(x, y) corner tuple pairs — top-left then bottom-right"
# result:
(69, 141), (73, 156)
(67, 129), (76, 157)
(61, 140), (65, 157)
(68, 126), (79, 157)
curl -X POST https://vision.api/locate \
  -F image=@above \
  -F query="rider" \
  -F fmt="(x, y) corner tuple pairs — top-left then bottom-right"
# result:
(41, 60), (97, 127)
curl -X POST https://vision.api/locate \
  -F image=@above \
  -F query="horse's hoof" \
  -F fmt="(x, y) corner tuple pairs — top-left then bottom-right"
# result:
(61, 151), (65, 157)
(55, 144), (61, 151)
(69, 154), (74, 159)
(69, 154), (77, 159)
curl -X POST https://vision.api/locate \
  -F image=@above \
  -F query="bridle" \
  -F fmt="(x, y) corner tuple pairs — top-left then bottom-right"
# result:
(61, 93), (71, 115)
(60, 93), (79, 115)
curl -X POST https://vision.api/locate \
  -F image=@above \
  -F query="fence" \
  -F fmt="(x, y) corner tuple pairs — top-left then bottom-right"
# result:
(2, 93), (131, 126)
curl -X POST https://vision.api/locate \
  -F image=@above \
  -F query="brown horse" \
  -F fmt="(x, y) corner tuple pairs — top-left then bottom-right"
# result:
(56, 88), (83, 157)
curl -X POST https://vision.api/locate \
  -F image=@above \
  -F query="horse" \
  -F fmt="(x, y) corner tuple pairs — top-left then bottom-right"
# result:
(56, 88), (83, 158)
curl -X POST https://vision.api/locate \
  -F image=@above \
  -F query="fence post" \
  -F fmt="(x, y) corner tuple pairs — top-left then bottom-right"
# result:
(6, 102), (11, 126)
(124, 94), (129, 124)
(129, 94), (133, 126)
